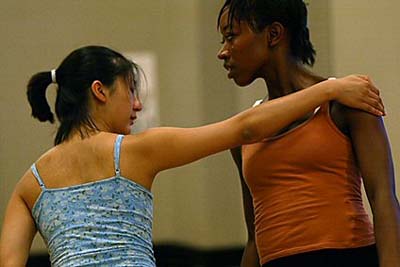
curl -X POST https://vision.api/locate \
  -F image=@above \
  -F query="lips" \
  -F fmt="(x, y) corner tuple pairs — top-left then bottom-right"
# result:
(223, 63), (232, 71)
(224, 63), (234, 78)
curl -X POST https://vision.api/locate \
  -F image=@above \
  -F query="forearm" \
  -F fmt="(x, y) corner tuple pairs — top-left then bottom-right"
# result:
(0, 238), (29, 267)
(240, 239), (260, 267)
(0, 232), (31, 267)
(372, 194), (400, 267)
(0, 257), (27, 267)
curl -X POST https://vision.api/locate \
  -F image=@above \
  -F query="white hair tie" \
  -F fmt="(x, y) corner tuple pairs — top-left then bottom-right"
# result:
(51, 69), (57, 84)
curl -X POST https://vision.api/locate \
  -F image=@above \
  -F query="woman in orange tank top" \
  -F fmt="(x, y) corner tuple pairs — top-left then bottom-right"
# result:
(216, 1), (400, 267)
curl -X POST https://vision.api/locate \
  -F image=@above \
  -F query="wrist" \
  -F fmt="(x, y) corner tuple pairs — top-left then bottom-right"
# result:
(321, 79), (338, 101)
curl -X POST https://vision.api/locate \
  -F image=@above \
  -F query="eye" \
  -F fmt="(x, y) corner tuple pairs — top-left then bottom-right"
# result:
(221, 33), (235, 44)
(226, 33), (234, 40)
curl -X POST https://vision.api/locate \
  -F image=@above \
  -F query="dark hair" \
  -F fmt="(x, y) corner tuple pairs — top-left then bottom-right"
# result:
(217, 0), (316, 66)
(27, 45), (142, 145)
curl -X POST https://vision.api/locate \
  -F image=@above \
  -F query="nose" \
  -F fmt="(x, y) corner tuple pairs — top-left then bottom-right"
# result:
(133, 97), (143, 112)
(217, 43), (230, 60)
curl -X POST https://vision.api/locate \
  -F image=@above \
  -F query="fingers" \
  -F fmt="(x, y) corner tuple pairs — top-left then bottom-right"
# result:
(368, 89), (384, 105)
(368, 83), (380, 97)
(366, 105), (385, 117)
(370, 99), (386, 116)
(338, 74), (385, 116)
(367, 85), (385, 115)
(356, 74), (385, 115)
(356, 75), (377, 91)
(357, 74), (371, 82)
(364, 96), (385, 116)
(376, 96), (385, 115)
(357, 100), (383, 117)
(368, 80), (380, 97)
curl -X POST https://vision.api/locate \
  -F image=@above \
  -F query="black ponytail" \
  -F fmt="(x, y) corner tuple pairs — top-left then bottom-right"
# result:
(26, 45), (142, 145)
(27, 71), (55, 123)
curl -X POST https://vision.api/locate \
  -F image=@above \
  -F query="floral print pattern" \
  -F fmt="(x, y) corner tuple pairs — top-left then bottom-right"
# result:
(31, 135), (156, 266)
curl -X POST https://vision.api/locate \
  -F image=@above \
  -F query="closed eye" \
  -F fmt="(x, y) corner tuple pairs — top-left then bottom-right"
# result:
(220, 33), (235, 44)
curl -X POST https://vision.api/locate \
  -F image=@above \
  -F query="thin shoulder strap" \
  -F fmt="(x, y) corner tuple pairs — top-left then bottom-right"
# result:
(31, 163), (46, 190)
(114, 134), (125, 177)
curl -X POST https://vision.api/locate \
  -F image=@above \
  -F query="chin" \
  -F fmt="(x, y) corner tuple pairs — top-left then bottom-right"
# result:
(233, 77), (254, 87)
(119, 127), (131, 135)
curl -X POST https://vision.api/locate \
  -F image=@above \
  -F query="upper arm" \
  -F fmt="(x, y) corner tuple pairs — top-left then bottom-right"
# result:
(345, 108), (396, 203)
(344, 99), (400, 266)
(0, 187), (37, 266)
(230, 147), (256, 238)
(127, 119), (243, 175)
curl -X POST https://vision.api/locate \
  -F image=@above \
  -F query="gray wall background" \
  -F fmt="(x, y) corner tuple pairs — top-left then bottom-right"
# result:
(0, 0), (398, 254)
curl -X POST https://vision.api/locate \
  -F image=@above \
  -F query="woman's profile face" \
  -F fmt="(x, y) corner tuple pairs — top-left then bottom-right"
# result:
(105, 76), (142, 135)
(217, 8), (270, 87)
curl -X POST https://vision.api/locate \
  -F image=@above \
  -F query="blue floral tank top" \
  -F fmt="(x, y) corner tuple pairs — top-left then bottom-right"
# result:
(31, 135), (155, 266)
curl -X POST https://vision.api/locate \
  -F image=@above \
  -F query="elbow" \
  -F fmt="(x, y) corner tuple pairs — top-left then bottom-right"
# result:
(241, 128), (256, 144)
(247, 233), (256, 243)
(246, 225), (256, 242)
(369, 190), (400, 214)
(236, 110), (274, 144)
(240, 126), (264, 144)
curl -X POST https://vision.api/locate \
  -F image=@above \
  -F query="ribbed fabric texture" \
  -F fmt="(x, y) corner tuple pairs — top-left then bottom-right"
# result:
(242, 103), (375, 265)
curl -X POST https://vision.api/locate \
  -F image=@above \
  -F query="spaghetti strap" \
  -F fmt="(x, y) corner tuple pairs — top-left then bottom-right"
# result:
(31, 163), (46, 190)
(114, 135), (125, 177)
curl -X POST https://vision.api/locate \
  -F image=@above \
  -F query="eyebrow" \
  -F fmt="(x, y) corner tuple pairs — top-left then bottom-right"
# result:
(221, 23), (234, 33)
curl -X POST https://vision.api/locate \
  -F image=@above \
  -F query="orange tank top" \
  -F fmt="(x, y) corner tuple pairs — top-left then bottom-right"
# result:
(242, 102), (375, 265)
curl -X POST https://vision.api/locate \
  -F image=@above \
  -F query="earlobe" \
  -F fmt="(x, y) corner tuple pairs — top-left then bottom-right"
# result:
(90, 80), (107, 103)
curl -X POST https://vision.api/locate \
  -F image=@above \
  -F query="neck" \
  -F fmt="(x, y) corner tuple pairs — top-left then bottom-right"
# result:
(62, 126), (100, 144)
(261, 59), (325, 100)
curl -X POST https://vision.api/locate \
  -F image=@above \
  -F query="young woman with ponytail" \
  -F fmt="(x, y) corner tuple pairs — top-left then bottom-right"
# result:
(216, 1), (400, 266)
(0, 44), (385, 266)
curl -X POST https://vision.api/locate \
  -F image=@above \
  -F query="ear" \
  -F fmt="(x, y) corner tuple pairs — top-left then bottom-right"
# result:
(90, 80), (107, 103)
(266, 22), (285, 47)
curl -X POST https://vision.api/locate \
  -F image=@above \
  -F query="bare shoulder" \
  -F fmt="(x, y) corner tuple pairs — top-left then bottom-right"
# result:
(339, 103), (384, 127)
(330, 101), (384, 134)
(118, 131), (169, 189)
(11, 145), (62, 211)
(121, 130), (156, 160)
(123, 127), (183, 154)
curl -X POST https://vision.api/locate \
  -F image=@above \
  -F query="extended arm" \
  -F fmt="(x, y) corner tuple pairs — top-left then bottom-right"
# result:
(128, 75), (383, 178)
(346, 108), (400, 267)
(231, 147), (260, 267)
